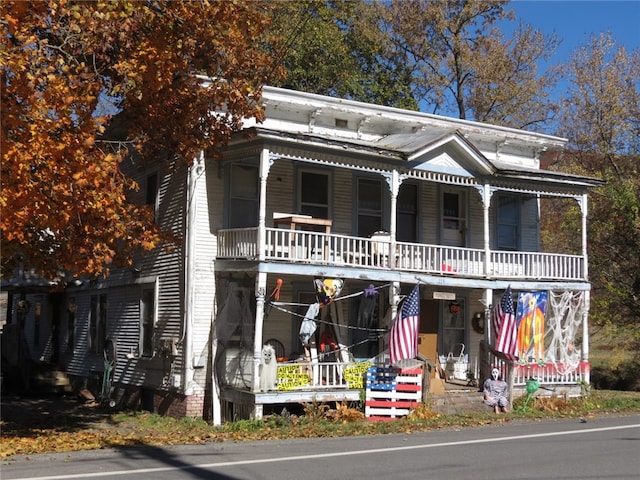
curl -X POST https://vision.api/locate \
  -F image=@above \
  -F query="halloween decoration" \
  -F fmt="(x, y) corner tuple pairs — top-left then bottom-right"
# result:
(314, 277), (344, 305)
(259, 344), (278, 391)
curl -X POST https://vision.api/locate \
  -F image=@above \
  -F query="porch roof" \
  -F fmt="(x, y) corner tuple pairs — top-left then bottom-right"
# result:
(230, 127), (604, 191)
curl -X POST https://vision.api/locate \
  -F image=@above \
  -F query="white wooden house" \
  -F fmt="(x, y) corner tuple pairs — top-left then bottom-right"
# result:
(2, 86), (602, 422)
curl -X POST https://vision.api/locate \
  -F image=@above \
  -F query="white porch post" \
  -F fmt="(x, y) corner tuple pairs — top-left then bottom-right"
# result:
(484, 288), (493, 343)
(385, 171), (400, 267)
(257, 148), (271, 261)
(252, 271), (267, 419)
(581, 193), (589, 280)
(579, 193), (590, 385)
(251, 147), (271, 420)
(583, 290), (590, 375)
(482, 183), (492, 280)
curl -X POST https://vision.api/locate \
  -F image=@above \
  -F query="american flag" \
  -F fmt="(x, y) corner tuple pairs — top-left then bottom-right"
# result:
(493, 285), (518, 361)
(389, 285), (420, 364)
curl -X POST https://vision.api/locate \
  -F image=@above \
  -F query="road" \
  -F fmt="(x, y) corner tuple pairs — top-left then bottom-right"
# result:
(3, 414), (639, 480)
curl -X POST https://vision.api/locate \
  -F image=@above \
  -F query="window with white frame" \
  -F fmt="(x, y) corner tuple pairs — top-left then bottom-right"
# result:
(495, 194), (520, 250)
(89, 294), (107, 354)
(228, 164), (259, 228)
(397, 182), (418, 242)
(299, 169), (330, 218)
(140, 284), (156, 357)
(357, 177), (383, 237)
(441, 189), (467, 247)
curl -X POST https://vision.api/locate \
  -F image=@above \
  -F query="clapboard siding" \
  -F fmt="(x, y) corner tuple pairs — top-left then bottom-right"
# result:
(190, 160), (217, 379)
(421, 184), (439, 244)
(64, 160), (187, 386)
(266, 158), (295, 218)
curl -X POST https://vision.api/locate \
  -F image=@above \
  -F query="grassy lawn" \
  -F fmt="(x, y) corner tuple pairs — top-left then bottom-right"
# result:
(2, 389), (639, 460)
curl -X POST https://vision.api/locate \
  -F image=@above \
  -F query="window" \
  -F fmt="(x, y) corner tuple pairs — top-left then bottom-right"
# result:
(441, 190), (466, 247)
(357, 178), (383, 237)
(495, 194), (520, 250)
(140, 285), (156, 357)
(299, 170), (329, 218)
(145, 172), (159, 207)
(397, 183), (418, 242)
(228, 164), (259, 228)
(89, 294), (107, 354)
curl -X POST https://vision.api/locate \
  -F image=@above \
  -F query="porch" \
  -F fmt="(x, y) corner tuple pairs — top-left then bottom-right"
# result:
(218, 353), (590, 422)
(217, 227), (587, 281)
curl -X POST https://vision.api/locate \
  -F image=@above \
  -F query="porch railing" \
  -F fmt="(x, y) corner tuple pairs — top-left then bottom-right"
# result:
(276, 361), (351, 390)
(217, 227), (586, 281)
(487, 351), (590, 390)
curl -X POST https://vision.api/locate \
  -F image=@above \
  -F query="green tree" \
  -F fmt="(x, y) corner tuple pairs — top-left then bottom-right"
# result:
(268, 0), (417, 109)
(549, 33), (640, 348)
(1, 1), (282, 282)
(272, 1), (560, 127)
(370, 0), (559, 128)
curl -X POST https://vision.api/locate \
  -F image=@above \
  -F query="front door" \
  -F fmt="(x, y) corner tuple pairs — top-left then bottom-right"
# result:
(440, 298), (466, 361)
(418, 299), (439, 365)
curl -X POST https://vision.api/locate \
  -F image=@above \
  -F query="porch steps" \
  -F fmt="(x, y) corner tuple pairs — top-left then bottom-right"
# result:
(428, 389), (487, 415)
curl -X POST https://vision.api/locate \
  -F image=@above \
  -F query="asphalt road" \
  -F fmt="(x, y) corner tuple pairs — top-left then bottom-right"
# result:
(3, 414), (640, 480)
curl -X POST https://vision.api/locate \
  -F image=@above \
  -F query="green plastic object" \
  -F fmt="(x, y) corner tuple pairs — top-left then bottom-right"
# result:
(526, 378), (540, 394)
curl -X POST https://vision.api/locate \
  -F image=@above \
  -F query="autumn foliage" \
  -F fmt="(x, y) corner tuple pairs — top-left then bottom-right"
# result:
(1, 1), (282, 282)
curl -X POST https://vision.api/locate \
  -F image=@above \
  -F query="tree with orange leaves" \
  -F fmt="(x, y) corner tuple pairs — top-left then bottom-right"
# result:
(1, 1), (282, 283)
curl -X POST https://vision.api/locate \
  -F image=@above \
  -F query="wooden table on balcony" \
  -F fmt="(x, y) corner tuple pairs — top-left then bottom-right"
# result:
(273, 215), (332, 261)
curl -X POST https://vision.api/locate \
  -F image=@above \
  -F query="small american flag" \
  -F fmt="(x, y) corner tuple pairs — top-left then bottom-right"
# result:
(389, 285), (420, 364)
(494, 285), (518, 361)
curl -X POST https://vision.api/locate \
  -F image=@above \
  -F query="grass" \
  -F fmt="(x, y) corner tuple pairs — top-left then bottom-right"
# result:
(2, 389), (639, 460)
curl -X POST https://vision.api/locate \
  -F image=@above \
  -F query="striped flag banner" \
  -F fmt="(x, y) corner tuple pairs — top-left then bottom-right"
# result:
(389, 285), (420, 364)
(494, 285), (518, 361)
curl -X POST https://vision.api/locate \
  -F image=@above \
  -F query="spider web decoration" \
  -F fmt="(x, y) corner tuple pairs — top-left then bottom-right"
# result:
(213, 279), (255, 389)
(544, 291), (586, 375)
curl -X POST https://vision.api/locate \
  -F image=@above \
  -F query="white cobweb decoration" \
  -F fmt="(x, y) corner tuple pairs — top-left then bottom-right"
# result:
(544, 290), (585, 375)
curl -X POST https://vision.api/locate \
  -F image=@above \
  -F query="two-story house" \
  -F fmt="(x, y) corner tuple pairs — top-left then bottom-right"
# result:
(2, 85), (602, 423)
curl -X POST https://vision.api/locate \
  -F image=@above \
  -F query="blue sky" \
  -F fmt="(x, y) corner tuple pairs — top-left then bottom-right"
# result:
(508, 0), (639, 65)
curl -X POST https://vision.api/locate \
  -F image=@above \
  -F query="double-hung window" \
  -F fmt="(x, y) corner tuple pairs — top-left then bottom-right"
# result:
(299, 170), (330, 218)
(397, 183), (418, 242)
(140, 284), (156, 357)
(357, 178), (383, 237)
(495, 194), (520, 250)
(228, 164), (259, 228)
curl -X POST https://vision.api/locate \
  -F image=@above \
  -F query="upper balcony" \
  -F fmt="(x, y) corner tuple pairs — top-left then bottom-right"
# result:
(217, 226), (586, 282)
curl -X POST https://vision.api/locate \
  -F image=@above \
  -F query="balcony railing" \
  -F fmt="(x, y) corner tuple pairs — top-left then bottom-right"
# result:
(217, 227), (587, 281)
